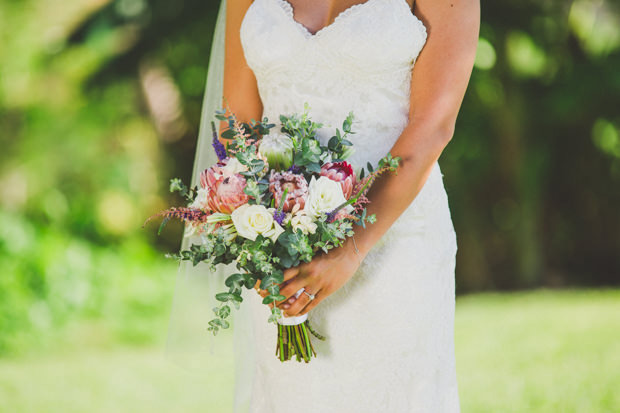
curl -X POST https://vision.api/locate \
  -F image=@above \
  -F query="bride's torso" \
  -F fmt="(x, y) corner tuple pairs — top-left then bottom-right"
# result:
(240, 0), (428, 169)
(240, 7), (460, 403)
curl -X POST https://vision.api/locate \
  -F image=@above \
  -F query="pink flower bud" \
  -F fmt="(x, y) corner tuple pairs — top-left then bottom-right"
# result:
(320, 161), (356, 199)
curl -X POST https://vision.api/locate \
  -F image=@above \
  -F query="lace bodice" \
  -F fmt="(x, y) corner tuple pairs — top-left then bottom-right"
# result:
(240, 0), (428, 169)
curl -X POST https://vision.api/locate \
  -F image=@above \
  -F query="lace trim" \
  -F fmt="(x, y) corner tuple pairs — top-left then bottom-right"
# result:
(409, 9), (428, 42)
(394, 0), (428, 42)
(274, 0), (427, 41)
(275, 0), (381, 38)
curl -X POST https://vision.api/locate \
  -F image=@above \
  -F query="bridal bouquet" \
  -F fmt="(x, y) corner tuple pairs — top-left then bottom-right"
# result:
(147, 104), (400, 363)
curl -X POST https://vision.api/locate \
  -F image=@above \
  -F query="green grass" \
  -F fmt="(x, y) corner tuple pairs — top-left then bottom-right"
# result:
(455, 288), (620, 413)
(0, 288), (618, 413)
(0, 347), (232, 413)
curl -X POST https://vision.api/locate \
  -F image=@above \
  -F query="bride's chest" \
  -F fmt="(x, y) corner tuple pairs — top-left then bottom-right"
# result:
(240, 0), (427, 76)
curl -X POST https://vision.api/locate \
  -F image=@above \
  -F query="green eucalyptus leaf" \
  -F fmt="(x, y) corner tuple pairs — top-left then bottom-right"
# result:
(221, 129), (236, 139)
(306, 163), (321, 174)
(215, 292), (234, 302)
(328, 136), (338, 150)
(218, 305), (231, 318)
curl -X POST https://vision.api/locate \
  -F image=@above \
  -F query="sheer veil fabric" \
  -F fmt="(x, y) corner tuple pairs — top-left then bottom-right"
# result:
(166, 1), (255, 412)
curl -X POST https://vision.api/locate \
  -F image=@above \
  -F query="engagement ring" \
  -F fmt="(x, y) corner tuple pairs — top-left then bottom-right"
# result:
(304, 290), (316, 301)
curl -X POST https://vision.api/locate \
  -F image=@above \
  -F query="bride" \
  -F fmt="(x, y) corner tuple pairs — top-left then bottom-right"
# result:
(178, 0), (479, 412)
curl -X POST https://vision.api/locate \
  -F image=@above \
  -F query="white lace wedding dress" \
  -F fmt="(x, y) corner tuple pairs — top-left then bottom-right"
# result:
(239, 0), (460, 411)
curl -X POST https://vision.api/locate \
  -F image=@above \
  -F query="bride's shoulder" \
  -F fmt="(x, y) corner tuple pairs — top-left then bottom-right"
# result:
(228, 0), (255, 16)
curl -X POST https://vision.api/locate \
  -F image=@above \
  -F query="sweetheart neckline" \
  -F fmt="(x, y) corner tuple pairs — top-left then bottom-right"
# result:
(275, 0), (381, 38)
(272, 0), (427, 41)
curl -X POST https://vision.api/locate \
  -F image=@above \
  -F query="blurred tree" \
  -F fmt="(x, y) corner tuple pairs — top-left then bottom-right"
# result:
(65, 0), (220, 183)
(65, 0), (620, 291)
(0, 0), (209, 354)
(442, 0), (620, 290)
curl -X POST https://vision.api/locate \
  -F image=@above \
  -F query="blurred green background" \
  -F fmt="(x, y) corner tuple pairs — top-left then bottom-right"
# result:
(0, 0), (618, 412)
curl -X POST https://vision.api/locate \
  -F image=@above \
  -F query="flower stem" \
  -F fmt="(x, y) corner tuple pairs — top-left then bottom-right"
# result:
(275, 320), (320, 363)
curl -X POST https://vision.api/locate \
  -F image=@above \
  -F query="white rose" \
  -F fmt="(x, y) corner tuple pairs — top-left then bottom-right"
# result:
(222, 157), (248, 176)
(189, 188), (208, 210)
(290, 213), (317, 235)
(231, 204), (284, 242)
(304, 176), (353, 218)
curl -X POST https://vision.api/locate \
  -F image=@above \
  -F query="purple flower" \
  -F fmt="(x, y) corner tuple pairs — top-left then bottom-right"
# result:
(211, 121), (227, 162)
(325, 209), (338, 223)
(287, 165), (302, 175)
(273, 210), (287, 226)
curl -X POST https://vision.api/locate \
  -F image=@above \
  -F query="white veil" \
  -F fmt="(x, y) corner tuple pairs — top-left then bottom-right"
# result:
(165, 1), (255, 411)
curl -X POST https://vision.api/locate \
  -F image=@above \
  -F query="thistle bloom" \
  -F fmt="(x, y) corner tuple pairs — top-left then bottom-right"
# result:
(258, 133), (294, 171)
(320, 161), (356, 199)
(269, 171), (309, 212)
(200, 158), (249, 214)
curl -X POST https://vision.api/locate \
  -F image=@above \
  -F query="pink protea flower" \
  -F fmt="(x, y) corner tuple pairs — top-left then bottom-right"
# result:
(200, 158), (249, 214)
(269, 171), (309, 212)
(320, 161), (356, 199)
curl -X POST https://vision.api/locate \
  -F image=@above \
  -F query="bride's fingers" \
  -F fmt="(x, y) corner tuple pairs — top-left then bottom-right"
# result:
(284, 288), (322, 317)
(282, 267), (300, 283)
(299, 291), (322, 316)
(278, 278), (308, 304)
(282, 293), (309, 316)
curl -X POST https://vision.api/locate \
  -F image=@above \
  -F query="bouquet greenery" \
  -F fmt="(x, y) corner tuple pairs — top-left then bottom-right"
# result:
(148, 104), (399, 362)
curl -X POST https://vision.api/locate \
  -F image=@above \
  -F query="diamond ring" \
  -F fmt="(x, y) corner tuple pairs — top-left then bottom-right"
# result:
(304, 290), (316, 301)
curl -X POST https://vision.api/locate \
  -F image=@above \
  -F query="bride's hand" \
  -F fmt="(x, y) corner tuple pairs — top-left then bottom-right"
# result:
(272, 239), (363, 317)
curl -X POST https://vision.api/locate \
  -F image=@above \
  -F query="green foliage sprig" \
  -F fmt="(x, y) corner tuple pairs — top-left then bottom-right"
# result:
(215, 108), (275, 144)
(326, 112), (356, 161)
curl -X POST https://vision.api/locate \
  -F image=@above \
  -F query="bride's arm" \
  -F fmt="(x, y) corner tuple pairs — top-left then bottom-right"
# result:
(221, 0), (263, 128)
(356, 0), (480, 255)
(277, 0), (480, 317)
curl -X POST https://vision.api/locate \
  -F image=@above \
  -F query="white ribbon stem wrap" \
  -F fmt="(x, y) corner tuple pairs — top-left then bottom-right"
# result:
(276, 288), (309, 326)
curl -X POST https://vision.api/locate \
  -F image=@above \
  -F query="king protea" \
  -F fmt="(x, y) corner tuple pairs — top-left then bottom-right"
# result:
(200, 158), (249, 214)
(320, 161), (356, 199)
(268, 170), (309, 212)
